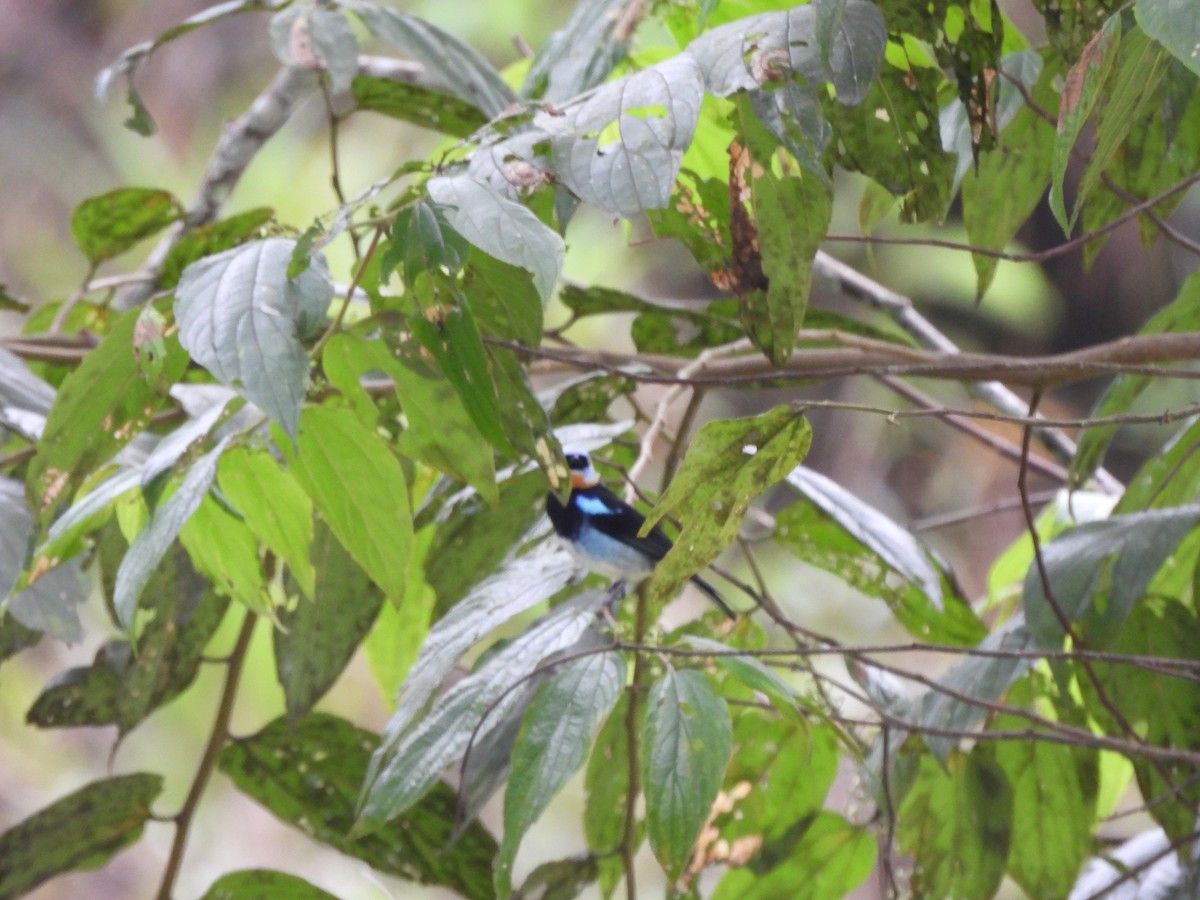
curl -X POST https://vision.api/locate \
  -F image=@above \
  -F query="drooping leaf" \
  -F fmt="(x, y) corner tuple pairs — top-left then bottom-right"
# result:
(352, 75), (488, 137)
(175, 238), (334, 441)
(899, 749), (1014, 900)
(139, 395), (233, 487)
(269, 4), (359, 95)
(1136, 0), (1200, 77)
(380, 201), (470, 288)
(219, 447), (314, 597)
(70, 187), (181, 265)
(218, 713), (497, 900)
(584, 693), (634, 899)
(643, 406), (811, 606)
(521, 0), (638, 101)
(641, 667), (732, 877)
(0, 773), (162, 898)
(1021, 505), (1200, 648)
(200, 869), (341, 900)
(28, 307), (186, 518)
(345, 1), (517, 117)
(274, 519), (385, 721)
(0, 477), (88, 642)
(462, 251), (543, 346)
(179, 493), (270, 615)
(682, 635), (801, 721)
(512, 857), (600, 900)
(496, 648), (626, 896)
(282, 406), (412, 602)
(427, 174), (564, 301)
(358, 591), (604, 832)
(113, 437), (232, 630)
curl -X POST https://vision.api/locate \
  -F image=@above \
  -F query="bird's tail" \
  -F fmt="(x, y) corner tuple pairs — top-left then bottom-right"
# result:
(690, 575), (736, 620)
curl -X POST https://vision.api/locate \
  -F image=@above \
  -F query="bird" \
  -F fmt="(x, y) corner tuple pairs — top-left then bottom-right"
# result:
(545, 450), (736, 619)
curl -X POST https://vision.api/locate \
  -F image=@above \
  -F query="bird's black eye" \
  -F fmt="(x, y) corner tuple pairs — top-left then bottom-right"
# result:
(565, 453), (590, 471)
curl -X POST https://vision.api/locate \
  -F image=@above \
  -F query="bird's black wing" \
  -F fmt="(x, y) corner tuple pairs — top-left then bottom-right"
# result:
(576, 485), (675, 560)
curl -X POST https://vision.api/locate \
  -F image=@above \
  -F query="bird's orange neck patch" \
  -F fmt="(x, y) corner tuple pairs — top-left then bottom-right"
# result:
(570, 471), (598, 489)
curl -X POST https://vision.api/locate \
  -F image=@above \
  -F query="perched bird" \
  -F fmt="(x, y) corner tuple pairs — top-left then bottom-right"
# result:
(546, 451), (736, 619)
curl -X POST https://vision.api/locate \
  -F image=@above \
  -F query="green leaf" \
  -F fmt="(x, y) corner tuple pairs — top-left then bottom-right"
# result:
(29, 540), (228, 734)
(1049, 14), (1122, 231)
(496, 649), (626, 897)
(352, 75), (487, 137)
(899, 749), (1013, 900)
(345, 2), (518, 117)
(113, 437), (232, 630)
(1021, 505), (1200, 647)
(0, 478), (87, 641)
(218, 713), (497, 900)
(825, 63), (956, 222)
(993, 680), (1096, 899)
(0, 612), (40, 665)
(219, 447), (314, 597)
(584, 694), (634, 898)
(961, 51), (1057, 299)
(269, 5), (359, 95)
(159, 207), (274, 290)
(275, 520), (385, 721)
(70, 187), (181, 264)
(1083, 599), (1200, 841)
(778, 470), (985, 645)
(0, 773), (162, 898)
(179, 493), (270, 615)
(283, 406), (412, 602)
(380, 200), (470, 287)
(200, 869), (341, 900)
(1073, 269), (1200, 486)
(28, 308), (186, 518)
(682, 635), (801, 721)
(411, 299), (512, 457)
(358, 592), (603, 832)
(363, 526), (436, 702)
(321, 333), (498, 505)
(643, 406), (811, 606)
(462, 252), (543, 346)
(522, 0), (636, 101)
(427, 174), (564, 301)
(712, 811), (875, 900)
(641, 667), (732, 877)
(1136, 0), (1200, 77)
(175, 238), (334, 441)
(512, 857), (599, 900)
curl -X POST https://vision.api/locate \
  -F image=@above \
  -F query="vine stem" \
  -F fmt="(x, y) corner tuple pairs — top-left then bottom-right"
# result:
(155, 611), (257, 900)
(621, 583), (651, 900)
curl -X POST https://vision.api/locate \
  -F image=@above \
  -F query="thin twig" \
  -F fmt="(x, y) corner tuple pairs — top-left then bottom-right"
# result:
(155, 611), (257, 900)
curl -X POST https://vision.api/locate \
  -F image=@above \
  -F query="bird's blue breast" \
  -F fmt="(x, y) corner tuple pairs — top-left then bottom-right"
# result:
(568, 522), (655, 581)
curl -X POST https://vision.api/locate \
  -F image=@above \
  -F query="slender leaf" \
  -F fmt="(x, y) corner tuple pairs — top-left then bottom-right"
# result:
(682, 635), (801, 721)
(641, 668), (732, 877)
(274, 520), (385, 721)
(175, 238), (334, 441)
(283, 406), (412, 602)
(219, 447), (314, 597)
(70, 188), (181, 264)
(496, 648), (626, 896)
(113, 437), (232, 630)
(584, 693), (634, 898)
(28, 307), (186, 518)
(358, 591), (604, 832)
(643, 406), (811, 605)
(352, 75), (487, 137)
(218, 713), (497, 900)
(0, 773), (162, 898)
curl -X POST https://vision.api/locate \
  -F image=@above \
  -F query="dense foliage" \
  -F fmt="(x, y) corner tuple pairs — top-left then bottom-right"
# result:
(2, 0), (1200, 898)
